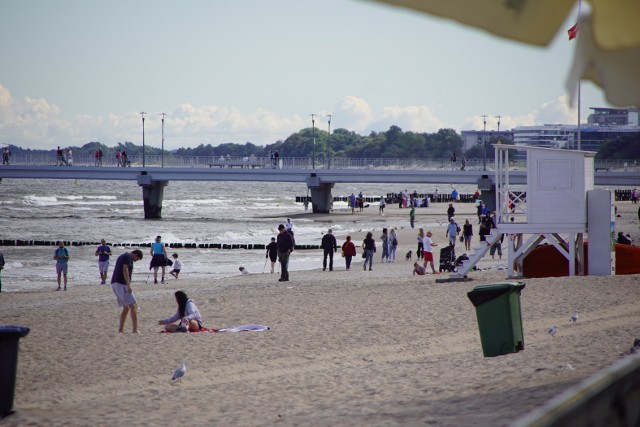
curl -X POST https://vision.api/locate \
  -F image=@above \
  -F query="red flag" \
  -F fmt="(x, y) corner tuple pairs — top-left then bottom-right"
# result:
(568, 23), (578, 40)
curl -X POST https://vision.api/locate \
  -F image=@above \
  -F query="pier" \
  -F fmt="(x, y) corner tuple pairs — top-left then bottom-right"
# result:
(0, 159), (637, 218)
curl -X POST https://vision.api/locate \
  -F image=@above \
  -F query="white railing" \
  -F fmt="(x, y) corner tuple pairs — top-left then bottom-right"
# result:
(2, 154), (637, 172)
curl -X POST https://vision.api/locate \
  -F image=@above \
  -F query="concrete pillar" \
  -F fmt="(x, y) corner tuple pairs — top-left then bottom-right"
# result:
(587, 189), (615, 275)
(306, 175), (334, 214)
(138, 173), (168, 219)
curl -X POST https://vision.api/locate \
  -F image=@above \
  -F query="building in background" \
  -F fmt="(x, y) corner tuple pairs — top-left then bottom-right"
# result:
(461, 108), (640, 155)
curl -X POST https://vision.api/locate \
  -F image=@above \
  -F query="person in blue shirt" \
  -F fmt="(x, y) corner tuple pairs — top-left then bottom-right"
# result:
(95, 239), (112, 285)
(53, 241), (70, 291)
(149, 235), (168, 284)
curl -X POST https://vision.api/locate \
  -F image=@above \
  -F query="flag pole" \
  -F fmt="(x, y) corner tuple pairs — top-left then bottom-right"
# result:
(577, 80), (582, 151)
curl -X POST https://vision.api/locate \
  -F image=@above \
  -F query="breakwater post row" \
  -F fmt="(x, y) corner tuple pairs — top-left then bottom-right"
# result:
(297, 189), (636, 204)
(0, 240), (322, 250)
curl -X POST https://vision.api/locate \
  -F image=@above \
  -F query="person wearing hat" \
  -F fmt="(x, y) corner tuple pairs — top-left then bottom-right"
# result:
(276, 224), (294, 281)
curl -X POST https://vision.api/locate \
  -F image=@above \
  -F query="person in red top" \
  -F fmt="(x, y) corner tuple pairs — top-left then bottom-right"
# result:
(341, 235), (357, 271)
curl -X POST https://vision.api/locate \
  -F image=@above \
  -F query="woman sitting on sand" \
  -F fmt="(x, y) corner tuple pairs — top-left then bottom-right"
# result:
(158, 290), (204, 332)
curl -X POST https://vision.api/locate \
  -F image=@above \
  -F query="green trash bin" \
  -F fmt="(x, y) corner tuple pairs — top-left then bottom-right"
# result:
(0, 325), (30, 418)
(467, 282), (525, 357)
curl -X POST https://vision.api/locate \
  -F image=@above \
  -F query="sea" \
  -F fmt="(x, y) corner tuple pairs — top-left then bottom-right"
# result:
(0, 178), (478, 293)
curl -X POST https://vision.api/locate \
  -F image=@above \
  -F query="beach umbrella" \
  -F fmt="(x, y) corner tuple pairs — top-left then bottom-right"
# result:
(364, 0), (640, 107)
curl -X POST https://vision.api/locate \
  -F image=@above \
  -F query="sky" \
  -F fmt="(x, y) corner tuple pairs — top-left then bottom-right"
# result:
(0, 0), (611, 150)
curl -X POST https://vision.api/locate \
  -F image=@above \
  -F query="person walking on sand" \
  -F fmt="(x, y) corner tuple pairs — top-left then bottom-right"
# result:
(379, 196), (386, 215)
(341, 235), (356, 271)
(416, 228), (425, 259)
(362, 231), (376, 271)
(111, 249), (143, 333)
(447, 203), (455, 220)
(95, 239), (111, 285)
(422, 231), (438, 274)
(54, 241), (70, 290)
(446, 217), (460, 247)
(150, 235), (168, 284)
(321, 228), (338, 271)
(380, 228), (389, 262)
(276, 223), (294, 282)
(409, 203), (416, 228)
(0, 250), (5, 292)
(169, 253), (182, 278)
(388, 229), (399, 262)
(266, 237), (277, 274)
(462, 219), (473, 251)
(158, 290), (204, 332)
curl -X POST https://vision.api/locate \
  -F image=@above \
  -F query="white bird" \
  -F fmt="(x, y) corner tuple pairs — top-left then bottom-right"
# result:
(172, 363), (186, 381)
(548, 326), (558, 337)
(570, 312), (578, 323)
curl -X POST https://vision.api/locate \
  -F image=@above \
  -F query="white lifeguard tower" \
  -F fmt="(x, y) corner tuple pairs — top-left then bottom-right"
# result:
(451, 144), (614, 279)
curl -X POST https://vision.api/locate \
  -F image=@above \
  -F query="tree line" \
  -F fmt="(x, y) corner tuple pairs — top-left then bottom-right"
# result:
(5, 125), (638, 159)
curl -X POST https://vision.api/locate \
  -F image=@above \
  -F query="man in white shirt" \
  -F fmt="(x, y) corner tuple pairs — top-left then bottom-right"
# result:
(422, 231), (439, 274)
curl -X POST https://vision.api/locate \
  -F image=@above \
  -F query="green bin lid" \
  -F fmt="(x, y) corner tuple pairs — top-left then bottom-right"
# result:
(467, 282), (525, 307)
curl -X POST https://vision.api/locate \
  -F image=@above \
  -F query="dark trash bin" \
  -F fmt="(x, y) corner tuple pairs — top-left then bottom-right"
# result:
(467, 282), (525, 357)
(0, 325), (30, 418)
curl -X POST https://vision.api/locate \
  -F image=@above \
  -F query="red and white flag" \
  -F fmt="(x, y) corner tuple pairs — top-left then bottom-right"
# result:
(568, 23), (578, 40)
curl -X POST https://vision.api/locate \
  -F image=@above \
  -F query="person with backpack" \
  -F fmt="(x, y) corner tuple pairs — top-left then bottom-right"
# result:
(276, 223), (294, 282)
(388, 229), (399, 262)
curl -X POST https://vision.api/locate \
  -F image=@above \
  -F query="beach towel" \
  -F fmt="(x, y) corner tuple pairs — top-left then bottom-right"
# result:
(218, 324), (270, 333)
(161, 324), (270, 333)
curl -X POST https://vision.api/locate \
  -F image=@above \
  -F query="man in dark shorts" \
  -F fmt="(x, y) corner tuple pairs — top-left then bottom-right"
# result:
(111, 249), (143, 333)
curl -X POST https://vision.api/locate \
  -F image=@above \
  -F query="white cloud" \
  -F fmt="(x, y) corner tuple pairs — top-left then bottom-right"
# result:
(0, 85), (585, 150)
(459, 96), (579, 132)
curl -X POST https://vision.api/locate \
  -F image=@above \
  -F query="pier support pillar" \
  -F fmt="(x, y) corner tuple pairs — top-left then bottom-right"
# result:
(306, 175), (334, 214)
(138, 174), (168, 219)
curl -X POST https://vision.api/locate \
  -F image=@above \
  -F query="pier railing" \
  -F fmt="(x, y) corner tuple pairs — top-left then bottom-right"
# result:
(2, 154), (638, 172)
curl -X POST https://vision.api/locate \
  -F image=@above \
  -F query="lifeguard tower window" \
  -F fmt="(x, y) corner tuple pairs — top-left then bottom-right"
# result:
(537, 160), (573, 189)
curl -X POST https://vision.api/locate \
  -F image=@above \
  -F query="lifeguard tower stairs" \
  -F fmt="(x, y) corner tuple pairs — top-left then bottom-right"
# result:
(450, 145), (596, 279)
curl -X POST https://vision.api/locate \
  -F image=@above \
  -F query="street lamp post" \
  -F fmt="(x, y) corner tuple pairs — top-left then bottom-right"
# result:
(311, 113), (316, 169)
(496, 115), (502, 132)
(326, 114), (332, 170)
(160, 113), (166, 167)
(482, 114), (488, 171)
(140, 112), (147, 167)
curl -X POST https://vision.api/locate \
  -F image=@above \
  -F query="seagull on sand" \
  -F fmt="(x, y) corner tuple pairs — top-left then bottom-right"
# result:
(548, 326), (558, 337)
(570, 312), (579, 323)
(172, 363), (186, 381)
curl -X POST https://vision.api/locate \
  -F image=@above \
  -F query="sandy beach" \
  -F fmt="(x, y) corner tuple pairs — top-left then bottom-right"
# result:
(2, 201), (640, 426)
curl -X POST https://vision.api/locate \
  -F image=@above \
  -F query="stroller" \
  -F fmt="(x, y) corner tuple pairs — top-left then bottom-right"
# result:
(439, 246), (456, 272)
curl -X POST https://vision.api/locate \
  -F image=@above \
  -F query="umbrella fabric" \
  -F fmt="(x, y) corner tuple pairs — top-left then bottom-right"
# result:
(566, 11), (640, 107)
(367, 0), (640, 106)
(366, 0), (575, 46)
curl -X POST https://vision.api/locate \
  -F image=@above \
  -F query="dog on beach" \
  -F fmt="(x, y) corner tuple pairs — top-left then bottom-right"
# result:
(405, 251), (412, 261)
